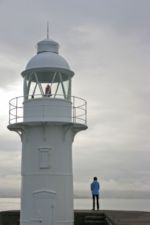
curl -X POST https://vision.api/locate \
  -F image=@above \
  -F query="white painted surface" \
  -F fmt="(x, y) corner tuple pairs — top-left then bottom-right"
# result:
(32, 190), (56, 225)
(37, 39), (59, 54)
(20, 125), (74, 225)
(24, 98), (72, 123)
(25, 52), (71, 71)
(24, 38), (70, 71)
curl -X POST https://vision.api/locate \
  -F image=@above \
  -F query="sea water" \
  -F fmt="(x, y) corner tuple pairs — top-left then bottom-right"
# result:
(0, 198), (20, 211)
(74, 198), (150, 212)
(0, 198), (150, 212)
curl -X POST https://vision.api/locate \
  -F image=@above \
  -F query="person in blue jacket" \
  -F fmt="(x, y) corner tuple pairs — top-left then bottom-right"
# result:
(90, 177), (100, 210)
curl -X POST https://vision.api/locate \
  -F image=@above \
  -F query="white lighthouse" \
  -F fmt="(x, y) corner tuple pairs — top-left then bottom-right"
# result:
(8, 35), (87, 225)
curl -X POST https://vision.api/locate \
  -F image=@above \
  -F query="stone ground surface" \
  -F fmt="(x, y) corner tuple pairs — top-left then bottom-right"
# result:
(1, 210), (150, 225)
(104, 210), (150, 225)
(75, 210), (150, 225)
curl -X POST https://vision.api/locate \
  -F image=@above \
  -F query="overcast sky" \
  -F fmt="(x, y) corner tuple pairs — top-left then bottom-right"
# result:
(0, 0), (150, 199)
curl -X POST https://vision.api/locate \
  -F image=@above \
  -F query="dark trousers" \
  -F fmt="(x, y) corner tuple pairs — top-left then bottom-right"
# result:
(92, 194), (99, 210)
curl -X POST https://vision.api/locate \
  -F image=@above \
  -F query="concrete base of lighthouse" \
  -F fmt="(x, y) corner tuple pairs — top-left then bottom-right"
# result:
(8, 121), (87, 225)
(21, 124), (74, 225)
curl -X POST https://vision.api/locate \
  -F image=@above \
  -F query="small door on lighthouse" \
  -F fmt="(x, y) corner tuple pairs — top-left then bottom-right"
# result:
(32, 190), (56, 225)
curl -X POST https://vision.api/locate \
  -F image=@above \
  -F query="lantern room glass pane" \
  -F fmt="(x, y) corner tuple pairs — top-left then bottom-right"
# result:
(24, 72), (71, 100)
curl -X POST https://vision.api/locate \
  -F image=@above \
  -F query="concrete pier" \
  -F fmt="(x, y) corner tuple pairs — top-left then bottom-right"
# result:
(1, 210), (150, 225)
(75, 210), (150, 225)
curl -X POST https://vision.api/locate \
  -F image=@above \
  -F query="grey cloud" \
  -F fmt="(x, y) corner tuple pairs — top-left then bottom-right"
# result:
(0, 0), (150, 50)
(0, 67), (21, 87)
(73, 148), (150, 193)
(0, 133), (21, 152)
(0, 0), (150, 198)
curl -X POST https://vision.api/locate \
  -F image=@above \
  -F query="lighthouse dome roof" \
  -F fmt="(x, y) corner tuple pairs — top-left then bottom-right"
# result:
(25, 51), (71, 71)
(21, 39), (74, 77)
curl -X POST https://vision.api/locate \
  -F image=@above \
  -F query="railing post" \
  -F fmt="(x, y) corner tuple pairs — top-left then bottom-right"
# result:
(72, 96), (87, 125)
(9, 95), (87, 126)
(72, 96), (75, 123)
(9, 101), (10, 124)
(85, 101), (87, 125)
(16, 97), (18, 123)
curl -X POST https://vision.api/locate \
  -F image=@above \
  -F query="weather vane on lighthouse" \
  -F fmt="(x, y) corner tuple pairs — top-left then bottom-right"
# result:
(8, 30), (87, 225)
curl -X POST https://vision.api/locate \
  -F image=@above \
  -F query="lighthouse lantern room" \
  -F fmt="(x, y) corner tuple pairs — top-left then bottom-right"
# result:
(8, 35), (87, 225)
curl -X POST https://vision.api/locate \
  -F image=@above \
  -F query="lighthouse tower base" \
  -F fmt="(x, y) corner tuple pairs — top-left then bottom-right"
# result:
(16, 123), (75, 225)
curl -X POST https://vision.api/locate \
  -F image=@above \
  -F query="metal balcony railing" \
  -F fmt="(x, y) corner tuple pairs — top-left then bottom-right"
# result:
(8, 94), (87, 126)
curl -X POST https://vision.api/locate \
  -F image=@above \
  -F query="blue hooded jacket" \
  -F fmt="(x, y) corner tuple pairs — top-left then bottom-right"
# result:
(91, 180), (100, 195)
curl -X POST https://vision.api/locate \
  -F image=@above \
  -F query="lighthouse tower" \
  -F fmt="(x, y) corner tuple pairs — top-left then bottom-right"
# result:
(8, 35), (87, 225)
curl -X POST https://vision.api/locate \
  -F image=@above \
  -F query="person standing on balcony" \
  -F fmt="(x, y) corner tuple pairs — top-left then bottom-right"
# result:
(90, 177), (100, 210)
(45, 84), (51, 97)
